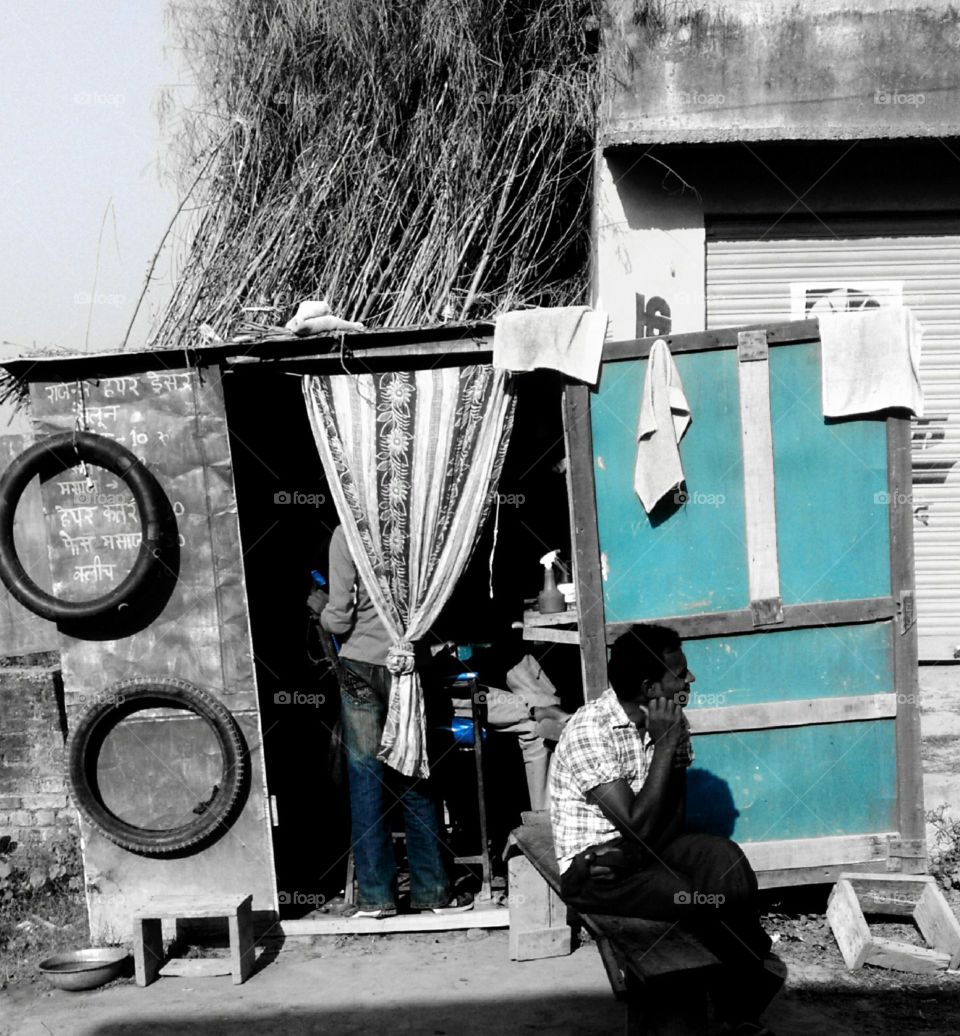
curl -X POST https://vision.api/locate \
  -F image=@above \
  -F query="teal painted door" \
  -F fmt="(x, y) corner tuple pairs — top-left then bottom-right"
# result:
(593, 342), (890, 623)
(589, 337), (904, 854)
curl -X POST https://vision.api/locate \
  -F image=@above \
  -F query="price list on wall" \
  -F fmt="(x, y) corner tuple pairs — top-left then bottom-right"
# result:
(29, 362), (256, 703)
(33, 372), (196, 602)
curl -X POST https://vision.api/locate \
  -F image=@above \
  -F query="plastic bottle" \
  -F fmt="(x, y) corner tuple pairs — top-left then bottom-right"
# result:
(538, 550), (566, 614)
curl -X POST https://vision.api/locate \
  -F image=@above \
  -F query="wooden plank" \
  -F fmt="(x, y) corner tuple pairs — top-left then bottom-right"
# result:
(592, 917), (720, 978)
(159, 957), (233, 978)
(521, 608), (579, 628)
(279, 905), (509, 937)
(133, 917), (164, 987)
(827, 879), (872, 969)
(562, 381), (607, 700)
(887, 416), (926, 852)
(593, 935), (628, 999)
(2, 322), (496, 376)
(757, 860), (904, 889)
(913, 882), (960, 968)
(736, 331), (781, 614)
(842, 872), (932, 916)
(863, 938), (950, 974)
(742, 831), (897, 873)
(507, 851), (571, 960)
(230, 896), (255, 984)
(844, 872), (934, 883)
(510, 813), (562, 889)
(134, 894), (252, 920)
(602, 319), (820, 363)
(240, 339), (493, 374)
(604, 596), (895, 642)
(687, 692), (897, 734)
(520, 627), (582, 645)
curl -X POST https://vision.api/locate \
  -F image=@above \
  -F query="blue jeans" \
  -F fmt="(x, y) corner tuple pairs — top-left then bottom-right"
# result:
(338, 658), (450, 910)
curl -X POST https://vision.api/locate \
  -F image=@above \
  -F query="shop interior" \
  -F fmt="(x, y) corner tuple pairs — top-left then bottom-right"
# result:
(224, 362), (583, 914)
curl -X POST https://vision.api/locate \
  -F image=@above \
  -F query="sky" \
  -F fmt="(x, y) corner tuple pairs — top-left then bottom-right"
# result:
(0, 0), (188, 356)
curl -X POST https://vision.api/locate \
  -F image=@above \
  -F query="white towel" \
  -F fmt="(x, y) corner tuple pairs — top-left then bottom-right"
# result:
(493, 306), (608, 385)
(634, 339), (691, 513)
(819, 306), (924, 418)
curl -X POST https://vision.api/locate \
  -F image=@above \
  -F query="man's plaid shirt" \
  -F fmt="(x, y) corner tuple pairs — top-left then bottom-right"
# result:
(548, 687), (694, 874)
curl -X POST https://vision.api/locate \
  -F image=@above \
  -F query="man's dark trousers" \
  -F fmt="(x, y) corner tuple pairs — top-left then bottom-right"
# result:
(561, 832), (780, 1023)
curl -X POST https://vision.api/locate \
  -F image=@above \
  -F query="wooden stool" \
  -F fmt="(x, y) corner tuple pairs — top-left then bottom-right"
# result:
(133, 894), (255, 986)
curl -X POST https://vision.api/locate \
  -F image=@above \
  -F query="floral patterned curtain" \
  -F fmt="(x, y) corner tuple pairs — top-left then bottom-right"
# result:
(303, 365), (516, 777)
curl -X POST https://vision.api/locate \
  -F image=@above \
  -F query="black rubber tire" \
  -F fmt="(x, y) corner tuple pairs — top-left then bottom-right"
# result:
(66, 678), (248, 856)
(0, 431), (169, 622)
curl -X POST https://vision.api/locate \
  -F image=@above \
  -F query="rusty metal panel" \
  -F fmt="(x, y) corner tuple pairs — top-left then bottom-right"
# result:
(29, 370), (257, 706)
(0, 402), (58, 655)
(81, 711), (275, 942)
(28, 365), (275, 938)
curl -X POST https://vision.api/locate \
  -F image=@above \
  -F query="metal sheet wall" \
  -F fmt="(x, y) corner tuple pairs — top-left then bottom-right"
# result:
(706, 236), (960, 660)
(29, 366), (277, 940)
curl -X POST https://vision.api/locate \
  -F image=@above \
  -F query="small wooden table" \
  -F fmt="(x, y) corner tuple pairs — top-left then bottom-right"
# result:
(132, 894), (255, 986)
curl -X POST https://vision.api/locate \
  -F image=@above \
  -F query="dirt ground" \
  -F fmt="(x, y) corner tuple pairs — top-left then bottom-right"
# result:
(2, 663), (960, 1035)
(2, 923), (960, 1036)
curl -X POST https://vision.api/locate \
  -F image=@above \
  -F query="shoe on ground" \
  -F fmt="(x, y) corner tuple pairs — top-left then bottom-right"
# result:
(350, 905), (398, 919)
(430, 891), (475, 914)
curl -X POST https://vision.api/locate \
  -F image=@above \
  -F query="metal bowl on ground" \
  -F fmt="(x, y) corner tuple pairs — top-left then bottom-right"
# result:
(38, 947), (130, 991)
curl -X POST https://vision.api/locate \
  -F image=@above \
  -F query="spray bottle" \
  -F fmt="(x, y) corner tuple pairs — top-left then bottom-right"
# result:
(538, 549), (566, 614)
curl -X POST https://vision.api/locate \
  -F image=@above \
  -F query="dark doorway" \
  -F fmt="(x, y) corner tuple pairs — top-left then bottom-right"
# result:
(224, 364), (582, 912)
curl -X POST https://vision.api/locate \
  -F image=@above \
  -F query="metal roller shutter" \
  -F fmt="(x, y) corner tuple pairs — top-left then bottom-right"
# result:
(707, 235), (960, 660)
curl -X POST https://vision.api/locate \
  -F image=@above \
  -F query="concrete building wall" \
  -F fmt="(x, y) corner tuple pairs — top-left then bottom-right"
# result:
(595, 152), (705, 339)
(603, 0), (960, 144)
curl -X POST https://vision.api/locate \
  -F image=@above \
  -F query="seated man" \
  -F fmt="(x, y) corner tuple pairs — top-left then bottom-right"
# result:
(549, 623), (785, 1036)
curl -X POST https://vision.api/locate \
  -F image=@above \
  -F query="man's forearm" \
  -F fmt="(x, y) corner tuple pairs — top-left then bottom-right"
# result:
(320, 599), (354, 634)
(618, 746), (678, 845)
(651, 769), (686, 849)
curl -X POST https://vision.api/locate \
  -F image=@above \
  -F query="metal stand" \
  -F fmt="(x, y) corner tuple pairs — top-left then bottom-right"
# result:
(447, 678), (493, 901)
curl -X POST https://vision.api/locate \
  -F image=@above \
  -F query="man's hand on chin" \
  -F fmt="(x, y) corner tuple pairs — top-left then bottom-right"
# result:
(646, 696), (685, 750)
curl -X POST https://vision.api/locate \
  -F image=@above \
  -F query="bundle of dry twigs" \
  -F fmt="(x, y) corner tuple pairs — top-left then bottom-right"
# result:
(146, 0), (600, 349)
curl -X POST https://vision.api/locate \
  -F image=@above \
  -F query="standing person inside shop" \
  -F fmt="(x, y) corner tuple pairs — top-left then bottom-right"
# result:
(310, 524), (473, 918)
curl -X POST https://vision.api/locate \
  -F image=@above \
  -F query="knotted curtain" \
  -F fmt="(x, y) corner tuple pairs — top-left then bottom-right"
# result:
(303, 365), (515, 777)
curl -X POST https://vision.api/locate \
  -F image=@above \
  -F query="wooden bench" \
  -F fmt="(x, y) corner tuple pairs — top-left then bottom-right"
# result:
(506, 812), (721, 1036)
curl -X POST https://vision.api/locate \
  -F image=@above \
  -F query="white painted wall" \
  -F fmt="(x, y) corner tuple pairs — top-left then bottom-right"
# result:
(595, 152), (705, 339)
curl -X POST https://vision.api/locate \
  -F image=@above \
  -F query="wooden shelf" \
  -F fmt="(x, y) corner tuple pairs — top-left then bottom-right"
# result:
(513, 608), (580, 644)
(520, 608), (577, 627)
